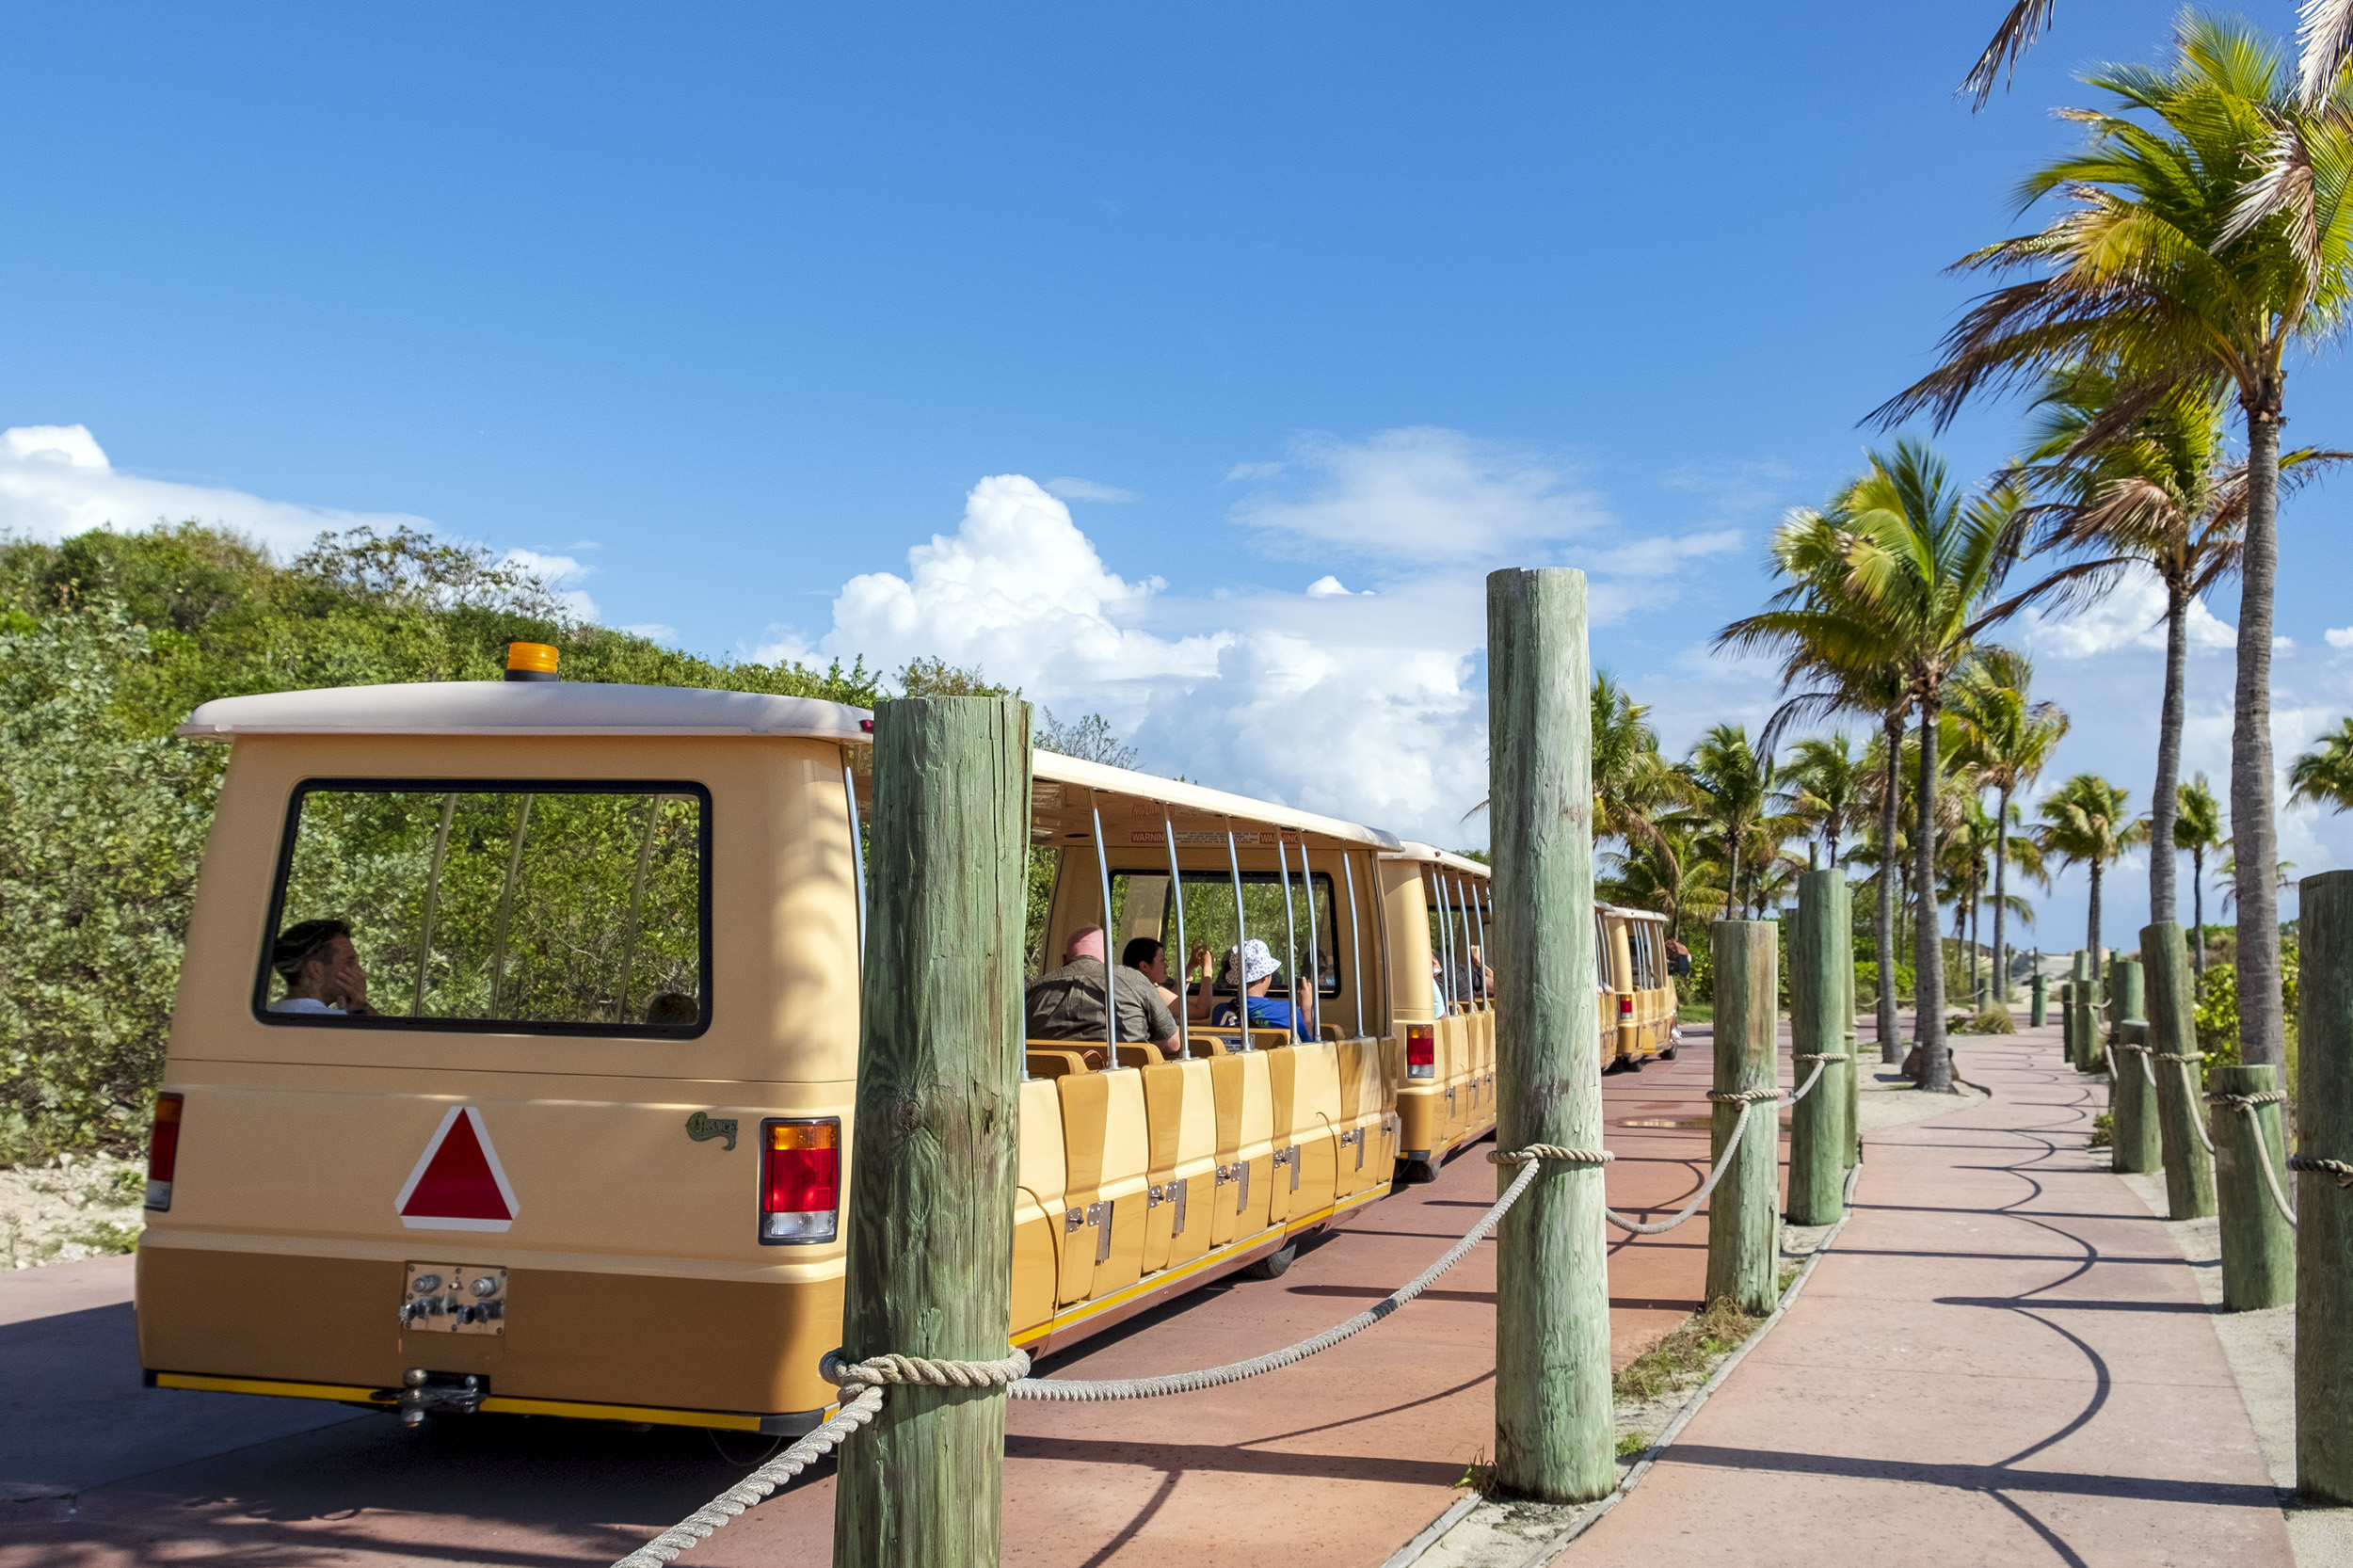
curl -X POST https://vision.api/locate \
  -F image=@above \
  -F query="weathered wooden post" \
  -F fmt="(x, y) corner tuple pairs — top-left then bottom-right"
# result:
(2031, 970), (2048, 1028)
(2299, 871), (2353, 1501)
(1787, 870), (1847, 1224)
(2071, 952), (2098, 1073)
(1487, 568), (1611, 1503)
(834, 696), (1031, 1568)
(2213, 1062), (2295, 1312)
(1843, 876), (1862, 1173)
(2060, 980), (2075, 1064)
(2144, 920), (2217, 1222)
(2107, 956), (2143, 1073)
(2106, 957), (2160, 1176)
(1707, 920), (1780, 1315)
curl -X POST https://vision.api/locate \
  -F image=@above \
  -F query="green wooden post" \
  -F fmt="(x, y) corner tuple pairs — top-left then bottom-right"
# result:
(2106, 957), (2158, 1175)
(2106, 958), (2143, 1075)
(1707, 920), (1780, 1315)
(2298, 871), (2353, 1502)
(1843, 875), (1862, 1172)
(2213, 1063), (2295, 1312)
(1787, 870), (1846, 1224)
(2071, 952), (2097, 1073)
(2060, 981), (2075, 1064)
(2144, 920), (2217, 1222)
(1487, 568), (1611, 1503)
(2031, 971), (2048, 1028)
(833, 696), (1031, 1568)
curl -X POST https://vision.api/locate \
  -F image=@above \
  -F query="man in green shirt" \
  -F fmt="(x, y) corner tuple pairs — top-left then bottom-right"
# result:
(1026, 926), (1180, 1064)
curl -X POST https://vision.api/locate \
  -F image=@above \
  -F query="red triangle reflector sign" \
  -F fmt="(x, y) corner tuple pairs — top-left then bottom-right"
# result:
(396, 1107), (520, 1232)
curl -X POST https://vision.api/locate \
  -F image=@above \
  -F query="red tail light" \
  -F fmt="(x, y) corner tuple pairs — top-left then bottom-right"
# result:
(760, 1118), (840, 1244)
(145, 1093), (183, 1211)
(1619, 994), (1634, 1018)
(1407, 1025), (1435, 1080)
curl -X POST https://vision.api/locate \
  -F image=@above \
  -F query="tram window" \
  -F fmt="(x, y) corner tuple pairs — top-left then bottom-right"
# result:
(257, 780), (711, 1036)
(1112, 870), (1342, 998)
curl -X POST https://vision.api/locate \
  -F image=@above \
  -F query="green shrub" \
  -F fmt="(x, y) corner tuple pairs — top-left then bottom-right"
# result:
(2090, 1112), (2113, 1148)
(1971, 1003), (2016, 1035)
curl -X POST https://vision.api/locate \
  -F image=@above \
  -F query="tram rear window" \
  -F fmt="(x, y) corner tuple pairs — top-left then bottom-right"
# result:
(256, 781), (711, 1036)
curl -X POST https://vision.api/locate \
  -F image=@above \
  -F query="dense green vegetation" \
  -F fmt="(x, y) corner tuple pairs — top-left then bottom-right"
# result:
(0, 521), (878, 1160)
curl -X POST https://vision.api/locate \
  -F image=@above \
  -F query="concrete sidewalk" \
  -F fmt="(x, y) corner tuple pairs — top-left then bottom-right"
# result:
(1569, 1021), (2293, 1566)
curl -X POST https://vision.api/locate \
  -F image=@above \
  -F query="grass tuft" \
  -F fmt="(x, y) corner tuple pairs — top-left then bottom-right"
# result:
(1612, 1297), (1763, 1401)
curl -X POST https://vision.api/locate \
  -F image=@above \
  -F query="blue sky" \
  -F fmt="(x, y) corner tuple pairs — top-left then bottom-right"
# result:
(2, 0), (2347, 953)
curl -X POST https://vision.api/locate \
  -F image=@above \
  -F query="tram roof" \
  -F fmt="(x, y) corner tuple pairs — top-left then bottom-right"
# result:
(1026, 750), (1402, 853)
(176, 680), (875, 742)
(1384, 841), (1492, 880)
(174, 680), (1403, 851)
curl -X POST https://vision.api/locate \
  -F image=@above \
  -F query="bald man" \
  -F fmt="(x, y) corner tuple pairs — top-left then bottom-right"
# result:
(1025, 925), (1180, 1065)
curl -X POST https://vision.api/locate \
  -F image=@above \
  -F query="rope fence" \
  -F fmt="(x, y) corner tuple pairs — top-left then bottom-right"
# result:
(616, 1059), (1839, 1565)
(2207, 1089), (2297, 1226)
(2161, 1053), (2215, 1154)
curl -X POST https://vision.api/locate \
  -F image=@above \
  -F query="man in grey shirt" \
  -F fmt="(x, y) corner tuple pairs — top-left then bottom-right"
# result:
(1026, 925), (1180, 1065)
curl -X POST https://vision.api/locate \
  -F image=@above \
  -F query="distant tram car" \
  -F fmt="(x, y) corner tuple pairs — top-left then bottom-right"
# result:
(136, 650), (1497, 1434)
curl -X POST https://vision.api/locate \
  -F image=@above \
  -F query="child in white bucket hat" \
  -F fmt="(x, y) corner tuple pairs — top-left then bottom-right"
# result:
(1209, 937), (1308, 1042)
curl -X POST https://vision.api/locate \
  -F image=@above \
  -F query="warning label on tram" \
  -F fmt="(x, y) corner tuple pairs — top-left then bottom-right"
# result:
(395, 1107), (520, 1232)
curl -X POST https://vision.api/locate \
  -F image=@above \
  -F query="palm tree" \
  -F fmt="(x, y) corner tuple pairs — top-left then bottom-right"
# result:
(2037, 774), (2147, 984)
(1949, 648), (2069, 1002)
(2011, 369), (2347, 931)
(1677, 725), (1789, 919)
(1784, 733), (1868, 866)
(1964, 0), (2353, 107)
(1875, 16), (2353, 1071)
(2290, 716), (2353, 811)
(1720, 442), (2034, 1093)
(2174, 773), (2228, 974)
(1590, 671), (1691, 883)
(1601, 821), (1726, 945)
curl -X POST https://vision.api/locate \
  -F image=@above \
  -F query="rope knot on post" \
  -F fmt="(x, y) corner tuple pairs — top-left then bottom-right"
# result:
(1487, 1144), (1614, 1168)
(2290, 1156), (2353, 1190)
(1706, 1086), (1782, 1105)
(1793, 1053), (1849, 1064)
(819, 1349), (1032, 1390)
(2206, 1090), (2288, 1112)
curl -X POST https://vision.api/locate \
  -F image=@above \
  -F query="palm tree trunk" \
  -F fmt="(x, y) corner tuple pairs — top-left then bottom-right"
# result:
(2151, 581), (2187, 926)
(1877, 709), (1903, 1063)
(2191, 845), (2206, 978)
(1993, 784), (2012, 1003)
(2233, 398), (2286, 1069)
(1917, 694), (1952, 1092)
(2088, 858), (2103, 994)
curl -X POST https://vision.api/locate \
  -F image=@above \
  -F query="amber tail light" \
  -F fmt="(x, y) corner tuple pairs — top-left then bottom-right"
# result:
(1406, 1025), (1435, 1080)
(145, 1093), (184, 1211)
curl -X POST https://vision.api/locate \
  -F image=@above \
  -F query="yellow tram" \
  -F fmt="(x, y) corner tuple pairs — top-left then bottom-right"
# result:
(1598, 904), (1682, 1072)
(134, 656), (1497, 1434)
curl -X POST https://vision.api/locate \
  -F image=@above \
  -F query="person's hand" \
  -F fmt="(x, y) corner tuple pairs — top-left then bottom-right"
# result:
(327, 941), (375, 1015)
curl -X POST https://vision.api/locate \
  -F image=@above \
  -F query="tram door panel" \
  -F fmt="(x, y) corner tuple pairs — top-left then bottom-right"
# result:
(1053, 1074), (1110, 1304)
(1140, 1060), (1218, 1272)
(1091, 1071), (1151, 1298)
(1270, 1043), (1341, 1220)
(1207, 1053), (1276, 1243)
(1013, 1080), (1068, 1335)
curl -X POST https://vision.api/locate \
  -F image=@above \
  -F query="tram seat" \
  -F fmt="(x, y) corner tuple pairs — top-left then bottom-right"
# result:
(1055, 1068), (1150, 1304)
(1013, 1078), (1068, 1336)
(1205, 1050), (1276, 1245)
(1114, 1043), (1164, 1067)
(1138, 1059), (1218, 1273)
(1266, 1044), (1341, 1223)
(1026, 1048), (1092, 1080)
(1332, 1036), (1385, 1197)
(1321, 1025), (1344, 1044)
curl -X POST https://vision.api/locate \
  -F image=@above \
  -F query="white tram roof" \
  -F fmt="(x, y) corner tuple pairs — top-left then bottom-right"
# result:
(1384, 841), (1493, 880)
(174, 680), (1403, 852)
(177, 680), (874, 742)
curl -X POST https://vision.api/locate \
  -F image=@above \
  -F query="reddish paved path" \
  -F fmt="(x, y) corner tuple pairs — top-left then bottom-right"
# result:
(0, 1032), (1771, 1567)
(1571, 1021), (2292, 1567)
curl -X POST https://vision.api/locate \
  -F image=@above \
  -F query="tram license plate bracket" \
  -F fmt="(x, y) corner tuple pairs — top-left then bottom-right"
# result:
(400, 1262), (508, 1336)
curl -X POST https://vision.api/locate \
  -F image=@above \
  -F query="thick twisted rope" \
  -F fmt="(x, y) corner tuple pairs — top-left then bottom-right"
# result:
(2208, 1091), (2297, 1226)
(1017, 1156), (1549, 1400)
(613, 1383), (886, 1566)
(2160, 1053), (2215, 1153)
(1598, 1089), (1777, 1236)
(1785, 1055), (1837, 1105)
(2291, 1156), (2353, 1189)
(2113, 1040), (2158, 1086)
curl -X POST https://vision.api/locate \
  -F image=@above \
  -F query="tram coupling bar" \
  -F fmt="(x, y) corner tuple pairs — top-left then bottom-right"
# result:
(397, 1369), (486, 1427)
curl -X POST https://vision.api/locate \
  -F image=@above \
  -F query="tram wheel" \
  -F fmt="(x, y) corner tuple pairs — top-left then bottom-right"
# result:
(1241, 1242), (1298, 1280)
(1658, 1042), (1677, 1061)
(1400, 1159), (1438, 1185)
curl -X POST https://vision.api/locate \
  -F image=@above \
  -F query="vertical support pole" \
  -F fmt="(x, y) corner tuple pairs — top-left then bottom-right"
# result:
(2144, 920), (2217, 1221)
(2107, 957), (2160, 1176)
(1787, 870), (1846, 1224)
(1707, 920), (1781, 1315)
(2214, 1063), (2295, 1312)
(2031, 971), (2048, 1029)
(1841, 874), (1861, 1172)
(1487, 568), (1610, 1504)
(2298, 871), (2353, 1502)
(2107, 958), (2144, 1071)
(834, 696), (1030, 1568)
(2060, 980), (2075, 1064)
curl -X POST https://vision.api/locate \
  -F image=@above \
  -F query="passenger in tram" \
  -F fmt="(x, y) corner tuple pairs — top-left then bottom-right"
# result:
(1183, 944), (1221, 1020)
(266, 919), (377, 1016)
(1120, 936), (1182, 1013)
(1026, 925), (1179, 1067)
(1458, 946), (1494, 1000)
(1209, 939), (1308, 1041)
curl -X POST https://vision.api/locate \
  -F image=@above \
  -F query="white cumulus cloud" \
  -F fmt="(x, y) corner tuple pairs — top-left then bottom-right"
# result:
(1231, 427), (1609, 562)
(2328, 626), (2353, 650)
(0, 423), (434, 556)
(1044, 476), (1139, 504)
